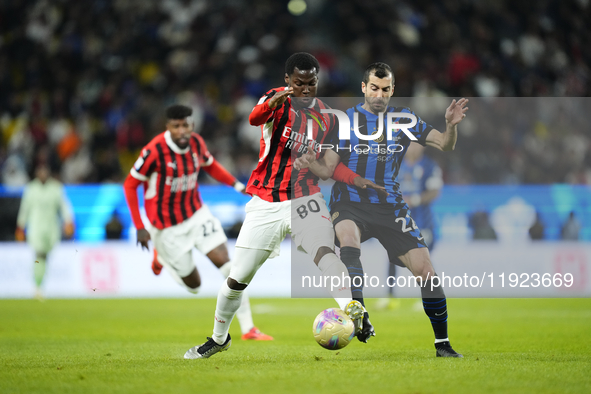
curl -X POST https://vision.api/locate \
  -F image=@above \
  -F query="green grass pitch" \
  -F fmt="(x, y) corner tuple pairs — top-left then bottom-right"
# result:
(1, 298), (590, 394)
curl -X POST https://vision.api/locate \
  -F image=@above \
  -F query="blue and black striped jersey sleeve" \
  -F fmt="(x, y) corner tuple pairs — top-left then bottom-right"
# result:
(393, 107), (434, 146)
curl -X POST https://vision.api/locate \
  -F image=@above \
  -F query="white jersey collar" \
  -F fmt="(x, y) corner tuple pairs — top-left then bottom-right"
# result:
(164, 130), (190, 154)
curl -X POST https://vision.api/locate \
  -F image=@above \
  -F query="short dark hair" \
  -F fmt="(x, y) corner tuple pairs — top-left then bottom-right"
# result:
(363, 62), (394, 85)
(285, 52), (320, 76)
(166, 104), (192, 120)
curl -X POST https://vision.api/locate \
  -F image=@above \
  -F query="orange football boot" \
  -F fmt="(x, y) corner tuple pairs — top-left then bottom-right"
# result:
(152, 249), (163, 275)
(241, 327), (274, 341)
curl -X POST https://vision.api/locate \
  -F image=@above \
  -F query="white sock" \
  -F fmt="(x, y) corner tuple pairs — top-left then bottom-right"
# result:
(218, 261), (232, 278)
(212, 280), (243, 345)
(235, 291), (254, 335)
(218, 262), (254, 335)
(317, 253), (353, 310)
(435, 338), (450, 344)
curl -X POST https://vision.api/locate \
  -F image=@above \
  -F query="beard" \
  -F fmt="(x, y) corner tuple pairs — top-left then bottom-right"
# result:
(368, 97), (389, 113)
(175, 137), (189, 148)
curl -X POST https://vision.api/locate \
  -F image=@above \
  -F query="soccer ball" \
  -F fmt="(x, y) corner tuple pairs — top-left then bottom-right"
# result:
(312, 308), (355, 350)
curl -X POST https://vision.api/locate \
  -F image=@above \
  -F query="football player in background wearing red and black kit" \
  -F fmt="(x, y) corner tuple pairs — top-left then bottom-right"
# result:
(124, 104), (272, 341)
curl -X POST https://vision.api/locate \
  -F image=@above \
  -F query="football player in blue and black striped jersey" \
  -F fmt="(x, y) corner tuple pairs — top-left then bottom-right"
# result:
(295, 62), (468, 357)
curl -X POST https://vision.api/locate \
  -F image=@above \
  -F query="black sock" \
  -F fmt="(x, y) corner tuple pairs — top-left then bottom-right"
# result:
(387, 260), (398, 297)
(340, 246), (365, 307)
(420, 278), (448, 340)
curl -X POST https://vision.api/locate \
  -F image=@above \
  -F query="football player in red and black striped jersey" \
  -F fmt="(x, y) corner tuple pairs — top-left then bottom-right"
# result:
(124, 104), (272, 341)
(185, 53), (386, 359)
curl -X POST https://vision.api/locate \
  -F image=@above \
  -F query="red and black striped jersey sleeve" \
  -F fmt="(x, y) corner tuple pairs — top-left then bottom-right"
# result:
(249, 88), (283, 126)
(130, 145), (158, 182)
(245, 88), (292, 202)
(192, 133), (214, 167)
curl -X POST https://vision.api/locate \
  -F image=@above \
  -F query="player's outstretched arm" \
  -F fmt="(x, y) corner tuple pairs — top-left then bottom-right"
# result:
(202, 159), (247, 194)
(425, 98), (469, 152)
(294, 147), (389, 196)
(123, 174), (150, 250)
(249, 88), (293, 126)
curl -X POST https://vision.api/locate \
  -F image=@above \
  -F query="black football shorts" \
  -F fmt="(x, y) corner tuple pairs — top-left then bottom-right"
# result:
(330, 200), (428, 267)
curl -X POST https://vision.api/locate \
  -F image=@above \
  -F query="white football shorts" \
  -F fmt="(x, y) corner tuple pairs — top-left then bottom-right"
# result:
(149, 204), (227, 277)
(236, 193), (335, 259)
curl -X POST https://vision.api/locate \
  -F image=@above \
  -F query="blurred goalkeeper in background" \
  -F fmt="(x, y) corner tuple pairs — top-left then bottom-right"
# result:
(16, 164), (74, 300)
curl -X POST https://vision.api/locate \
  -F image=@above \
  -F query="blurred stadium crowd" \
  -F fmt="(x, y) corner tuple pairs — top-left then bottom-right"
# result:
(1, 0), (590, 186)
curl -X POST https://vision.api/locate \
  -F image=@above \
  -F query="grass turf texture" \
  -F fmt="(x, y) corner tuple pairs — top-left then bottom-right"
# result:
(1, 298), (589, 394)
